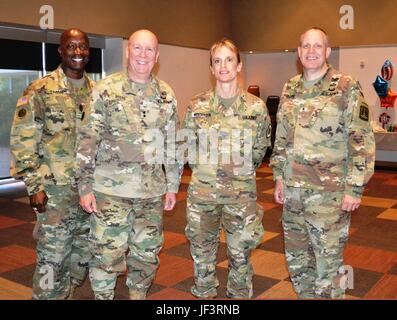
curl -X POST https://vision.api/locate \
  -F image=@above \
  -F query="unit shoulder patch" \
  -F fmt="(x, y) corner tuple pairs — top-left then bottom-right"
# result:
(359, 103), (369, 121)
(16, 95), (29, 107)
(17, 108), (27, 119)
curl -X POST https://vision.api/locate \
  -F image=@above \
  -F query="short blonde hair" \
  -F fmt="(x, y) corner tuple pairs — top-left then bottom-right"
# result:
(299, 27), (330, 47)
(210, 38), (241, 66)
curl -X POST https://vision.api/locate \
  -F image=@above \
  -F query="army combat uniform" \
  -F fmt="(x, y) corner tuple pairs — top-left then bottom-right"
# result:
(182, 88), (271, 298)
(10, 66), (94, 299)
(270, 66), (375, 298)
(76, 71), (182, 300)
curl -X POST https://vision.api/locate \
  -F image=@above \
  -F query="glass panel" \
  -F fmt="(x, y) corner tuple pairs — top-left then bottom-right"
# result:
(1, 69), (102, 180)
(87, 73), (102, 81)
(0, 69), (42, 178)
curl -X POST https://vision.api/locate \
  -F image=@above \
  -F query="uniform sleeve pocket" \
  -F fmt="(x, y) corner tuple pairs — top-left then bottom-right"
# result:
(351, 156), (366, 186)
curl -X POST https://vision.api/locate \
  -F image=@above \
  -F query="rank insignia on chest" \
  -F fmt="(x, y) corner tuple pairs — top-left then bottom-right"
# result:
(359, 104), (369, 121)
(322, 90), (340, 97)
(47, 88), (68, 94)
(241, 115), (257, 120)
(160, 91), (172, 103)
(193, 112), (211, 118)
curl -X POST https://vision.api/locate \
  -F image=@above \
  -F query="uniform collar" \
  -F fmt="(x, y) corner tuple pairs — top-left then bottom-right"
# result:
(122, 69), (160, 96)
(294, 64), (337, 94)
(210, 86), (246, 114)
(54, 65), (94, 91)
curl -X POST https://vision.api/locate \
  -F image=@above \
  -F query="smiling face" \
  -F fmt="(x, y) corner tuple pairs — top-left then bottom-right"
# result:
(298, 28), (331, 78)
(210, 45), (242, 84)
(126, 30), (159, 83)
(58, 29), (90, 79)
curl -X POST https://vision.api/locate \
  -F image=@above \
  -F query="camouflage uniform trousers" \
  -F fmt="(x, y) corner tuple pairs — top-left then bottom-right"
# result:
(282, 186), (351, 299)
(89, 192), (164, 300)
(185, 196), (264, 298)
(32, 184), (91, 300)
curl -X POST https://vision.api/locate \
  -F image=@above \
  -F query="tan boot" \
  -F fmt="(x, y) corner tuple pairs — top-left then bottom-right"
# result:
(66, 284), (77, 300)
(129, 289), (146, 300)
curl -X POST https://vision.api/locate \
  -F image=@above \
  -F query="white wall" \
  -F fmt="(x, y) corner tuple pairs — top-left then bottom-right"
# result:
(156, 44), (247, 121)
(155, 44), (214, 121)
(340, 46), (397, 129)
(244, 49), (340, 103)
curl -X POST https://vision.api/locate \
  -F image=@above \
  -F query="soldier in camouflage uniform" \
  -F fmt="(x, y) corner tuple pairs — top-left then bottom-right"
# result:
(182, 39), (271, 299)
(76, 29), (182, 300)
(270, 28), (375, 298)
(10, 28), (94, 299)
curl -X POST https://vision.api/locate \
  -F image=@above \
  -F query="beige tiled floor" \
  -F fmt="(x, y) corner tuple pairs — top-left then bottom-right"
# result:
(244, 250), (289, 280)
(365, 274), (397, 299)
(154, 254), (193, 287)
(377, 208), (397, 221)
(1, 164), (397, 300)
(0, 216), (26, 229)
(257, 280), (297, 299)
(0, 245), (36, 273)
(361, 196), (397, 209)
(344, 244), (397, 273)
(0, 277), (32, 300)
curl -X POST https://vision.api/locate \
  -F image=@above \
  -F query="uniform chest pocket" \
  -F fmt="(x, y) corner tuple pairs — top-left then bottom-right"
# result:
(43, 94), (74, 133)
(140, 103), (167, 129)
(296, 102), (322, 128)
(193, 113), (212, 129)
(237, 118), (258, 151)
(313, 102), (344, 139)
(320, 102), (342, 118)
(107, 101), (132, 136)
(296, 95), (342, 129)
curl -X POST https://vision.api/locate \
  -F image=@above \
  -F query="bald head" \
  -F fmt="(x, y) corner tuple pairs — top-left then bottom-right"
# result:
(60, 28), (89, 47)
(126, 29), (159, 83)
(299, 27), (329, 48)
(128, 29), (158, 49)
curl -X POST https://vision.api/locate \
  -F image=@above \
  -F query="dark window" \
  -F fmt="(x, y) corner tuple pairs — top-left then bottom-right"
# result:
(0, 39), (42, 70)
(45, 43), (102, 73)
(0, 36), (102, 179)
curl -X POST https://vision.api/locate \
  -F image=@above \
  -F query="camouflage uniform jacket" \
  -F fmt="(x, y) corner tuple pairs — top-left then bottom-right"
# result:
(10, 66), (94, 196)
(183, 88), (271, 204)
(270, 66), (375, 198)
(76, 70), (182, 199)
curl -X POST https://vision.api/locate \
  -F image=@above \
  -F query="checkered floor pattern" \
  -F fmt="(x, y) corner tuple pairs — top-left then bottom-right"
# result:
(1, 163), (397, 300)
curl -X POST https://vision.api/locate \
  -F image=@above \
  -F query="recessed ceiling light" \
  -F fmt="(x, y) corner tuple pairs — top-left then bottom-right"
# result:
(249, 51), (253, 54)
